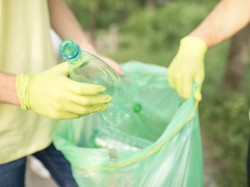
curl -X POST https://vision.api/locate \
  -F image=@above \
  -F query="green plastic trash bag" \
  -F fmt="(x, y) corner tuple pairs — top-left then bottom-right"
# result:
(54, 61), (203, 187)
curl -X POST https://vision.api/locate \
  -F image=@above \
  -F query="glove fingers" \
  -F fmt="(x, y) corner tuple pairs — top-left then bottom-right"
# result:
(182, 76), (193, 99)
(50, 110), (88, 120)
(167, 70), (175, 88)
(65, 90), (112, 105)
(65, 102), (108, 115)
(63, 78), (106, 95)
(194, 89), (202, 101)
(175, 73), (183, 98)
(194, 71), (204, 101)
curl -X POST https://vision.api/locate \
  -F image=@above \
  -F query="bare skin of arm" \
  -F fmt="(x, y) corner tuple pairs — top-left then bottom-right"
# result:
(47, 0), (124, 75)
(189, 0), (250, 48)
(0, 0), (123, 105)
(0, 73), (20, 105)
(48, 0), (96, 53)
(168, 0), (250, 101)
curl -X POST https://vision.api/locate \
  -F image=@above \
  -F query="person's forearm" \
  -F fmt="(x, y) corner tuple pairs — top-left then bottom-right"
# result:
(189, 0), (250, 48)
(0, 72), (20, 105)
(48, 0), (97, 54)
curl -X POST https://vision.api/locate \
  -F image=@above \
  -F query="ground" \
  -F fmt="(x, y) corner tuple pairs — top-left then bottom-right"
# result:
(25, 157), (58, 187)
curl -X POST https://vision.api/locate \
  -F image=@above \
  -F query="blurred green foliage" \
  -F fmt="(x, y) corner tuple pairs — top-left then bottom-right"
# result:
(64, 0), (140, 29)
(65, 0), (250, 186)
(121, 3), (211, 50)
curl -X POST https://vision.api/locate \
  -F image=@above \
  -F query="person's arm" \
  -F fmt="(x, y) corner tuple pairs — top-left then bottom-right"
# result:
(47, 0), (124, 75)
(189, 0), (250, 48)
(0, 1), (113, 120)
(0, 63), (112, 120)
(168, 0), (250, 101)
(0, 72), (20, 105)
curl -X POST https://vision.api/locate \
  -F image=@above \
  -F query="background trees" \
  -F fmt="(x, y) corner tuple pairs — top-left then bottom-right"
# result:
(64, 1), (250, 186)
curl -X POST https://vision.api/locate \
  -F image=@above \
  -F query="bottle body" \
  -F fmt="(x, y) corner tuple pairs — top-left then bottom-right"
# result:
(91, 126), (152, 150)
(67, 49), (132, 125)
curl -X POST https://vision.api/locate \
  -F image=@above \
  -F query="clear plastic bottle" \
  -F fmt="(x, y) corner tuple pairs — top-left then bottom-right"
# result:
(91, 126), (152, 150)
(59, 39), (132, 125)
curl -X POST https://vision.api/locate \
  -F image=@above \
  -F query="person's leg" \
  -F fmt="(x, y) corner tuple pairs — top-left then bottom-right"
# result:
(0, 157), (26, 187)
(33, 143), (78, 187)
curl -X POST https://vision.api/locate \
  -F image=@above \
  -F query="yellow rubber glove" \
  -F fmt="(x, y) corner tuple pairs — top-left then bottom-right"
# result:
(16, 62), (112, 120)
(168, 36), (207, 101)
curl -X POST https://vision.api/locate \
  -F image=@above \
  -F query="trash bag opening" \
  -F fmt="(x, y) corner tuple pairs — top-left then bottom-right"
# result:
(54, 61), (200, 172)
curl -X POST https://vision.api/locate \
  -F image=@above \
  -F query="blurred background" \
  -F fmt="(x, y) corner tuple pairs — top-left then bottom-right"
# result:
(66, 0), (250, 186)
(28, 0), (250, 187)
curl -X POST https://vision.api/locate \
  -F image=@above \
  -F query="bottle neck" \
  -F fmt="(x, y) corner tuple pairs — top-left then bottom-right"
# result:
(67, 49), (82, 64)
(67, 50), (91, 71)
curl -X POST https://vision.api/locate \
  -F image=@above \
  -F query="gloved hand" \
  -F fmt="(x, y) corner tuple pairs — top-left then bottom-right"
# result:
(168, 36), (207, 101)
(16, 62), (112, 120)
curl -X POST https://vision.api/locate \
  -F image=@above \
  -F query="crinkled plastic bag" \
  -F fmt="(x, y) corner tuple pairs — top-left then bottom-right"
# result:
(54, 61), (203, 187)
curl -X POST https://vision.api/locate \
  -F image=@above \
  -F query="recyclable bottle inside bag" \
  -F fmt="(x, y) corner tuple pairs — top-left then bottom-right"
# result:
(91, 125), (152, 150)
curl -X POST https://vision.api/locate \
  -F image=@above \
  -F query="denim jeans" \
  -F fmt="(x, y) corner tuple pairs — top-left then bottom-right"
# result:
(0, 143), (78, 187)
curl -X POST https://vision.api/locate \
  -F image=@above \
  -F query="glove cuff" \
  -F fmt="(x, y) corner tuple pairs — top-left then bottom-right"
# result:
(180, 36), (207, 56)
(16, 74), (34, 110)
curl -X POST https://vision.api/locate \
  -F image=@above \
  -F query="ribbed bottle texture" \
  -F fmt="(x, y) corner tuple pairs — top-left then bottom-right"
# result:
(91, 126), (152, 150)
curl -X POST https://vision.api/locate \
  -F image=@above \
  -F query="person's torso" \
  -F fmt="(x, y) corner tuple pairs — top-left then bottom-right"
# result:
(0, 0), (58, 164)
